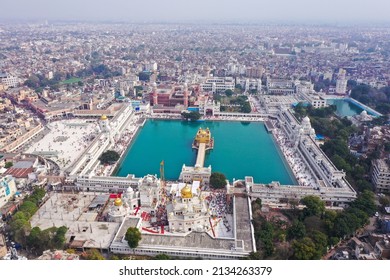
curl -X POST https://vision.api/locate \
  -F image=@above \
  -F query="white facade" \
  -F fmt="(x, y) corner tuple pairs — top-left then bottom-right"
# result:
(272, 109), (356, 206)
(179, 164), (211, 185)
(310, 98), (327, 108)
(201, 77), (235, 93)
(198, 99), (220, 116)
(1, 75), (19, 88)
(166, 182), (210, 233)
(0, 175), (17, 208)
(336, 69), (347, 94)
(371, 159), (390, 193)
(266, 77), (295, 95)
(138, 174), (160, 208)
(295, 81), (314, 94)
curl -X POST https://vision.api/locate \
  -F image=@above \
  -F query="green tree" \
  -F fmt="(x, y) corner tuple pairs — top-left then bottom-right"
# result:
(125, 227), (142, 249)
(291, 237), (319, 260)
(82, 249), (105, 260)
(323, 210), (337, 232)
(99, 150), (120, 165)
(252, 198), (262, 212)
(225, 89), (234, 97)
(258, 220), (275, 258)
(53, 226), (67, 248)
(333, 215), (352, 238)
(248, 251), (262, 260)
(210, 172), (227, 189)
(241, 102), (251, 113)
(287, 220), (306, 240)
(379, 196), (390, 209)
(19, 201), (38, 217)
(27, 227), (43, 253)
(301, 195), (325, 217)
(309, 230), (328, 256)
(351, 190), (376, 216)
(154, 254), (171, 260)
(5, 162), (13, 168)
(10, 218), (31, 245)
(181, 111), (201, 121)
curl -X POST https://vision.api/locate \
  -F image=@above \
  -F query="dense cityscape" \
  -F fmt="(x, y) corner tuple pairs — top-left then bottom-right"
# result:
(0, 19), (389, 261)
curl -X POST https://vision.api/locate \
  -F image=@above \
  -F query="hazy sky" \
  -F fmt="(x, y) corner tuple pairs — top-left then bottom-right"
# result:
(1, 0), (390, 23)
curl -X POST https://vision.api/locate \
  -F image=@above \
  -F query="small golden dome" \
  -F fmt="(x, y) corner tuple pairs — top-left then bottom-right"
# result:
(181, 184), (193, 198)
(114, 198), (122, 206)
(100, 115), (108, 121)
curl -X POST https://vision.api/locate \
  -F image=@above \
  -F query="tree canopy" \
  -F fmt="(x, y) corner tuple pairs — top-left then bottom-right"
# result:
(99, 150), (120, 164)
(181, 111), (201, 121)
(27, 226), (67, 255)
(224, 89), (234, 97)
(301, 196), (325, 217)
(125, 227), (142, 249)
(81, 249), (105, 260)
(210, 172), (227, 189)
(291, 237), (320, 260)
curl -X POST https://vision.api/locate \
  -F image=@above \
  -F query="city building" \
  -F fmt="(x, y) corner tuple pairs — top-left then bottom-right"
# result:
(0, 175), (17, 208)
(0, 73), (20, 88)
(149, 83), (190, 109)
(201, 77), (235, 94)
(166, 182), (210, 233)
(266, 77), (295, 95)
(336, 68), (348, 95)
(371, 159), (390, 193)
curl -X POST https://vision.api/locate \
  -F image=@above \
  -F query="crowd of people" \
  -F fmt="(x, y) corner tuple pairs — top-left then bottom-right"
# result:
(273, 127), (316, 187)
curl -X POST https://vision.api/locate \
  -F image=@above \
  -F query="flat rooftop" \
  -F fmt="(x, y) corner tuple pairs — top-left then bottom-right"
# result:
(234, 196), (253, 252)
(139, 231), (235, 251)
(26, 119), (97, 169)
(114, 217), (141, 243)
(30, 193), (121, 249)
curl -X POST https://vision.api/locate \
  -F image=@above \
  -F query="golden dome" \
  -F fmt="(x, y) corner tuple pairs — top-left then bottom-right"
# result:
(114, 198), (122, 207)
(100, 115), (108, 121)
(181, 184), (193, 198)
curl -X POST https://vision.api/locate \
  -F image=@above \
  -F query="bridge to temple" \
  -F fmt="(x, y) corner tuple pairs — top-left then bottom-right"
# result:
(195, 142), (206, 167)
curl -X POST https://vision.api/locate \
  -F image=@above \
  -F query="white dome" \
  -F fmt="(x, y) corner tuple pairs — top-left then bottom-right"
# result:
(302, 116), (310, 123)
(127, 187), (134, 194)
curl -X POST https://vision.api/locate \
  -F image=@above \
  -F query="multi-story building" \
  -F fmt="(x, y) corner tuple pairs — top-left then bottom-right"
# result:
(305, 95), (328, 108)
(0, 74), (20, 88)
(201, 77), (235, 94)
(198, 97), (220, 116)
(0, 175), (17, 208)
(245, 66), (263, 78)
(266, 77), (295, 95)
(149, 83), (189, 108)
(371, 159), (390, 193)
(336, 68), (347, 95)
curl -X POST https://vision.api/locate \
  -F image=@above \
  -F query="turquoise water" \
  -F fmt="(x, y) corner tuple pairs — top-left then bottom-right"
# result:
(327, 99), (363, 117)
(115, 120), (296, 184)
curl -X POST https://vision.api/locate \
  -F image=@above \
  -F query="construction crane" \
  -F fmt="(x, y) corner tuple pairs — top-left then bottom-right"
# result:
(160, 160), (165, 183)
(159, 160), (166, 203)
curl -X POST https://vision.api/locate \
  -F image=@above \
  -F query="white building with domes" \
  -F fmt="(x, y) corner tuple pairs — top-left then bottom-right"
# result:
(300, 116), (316, 139)
(99, 114), (110, 133)
(108, 197), (128, 222)
(138, 174), (161, 208)
(166, 182), (210, 233)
